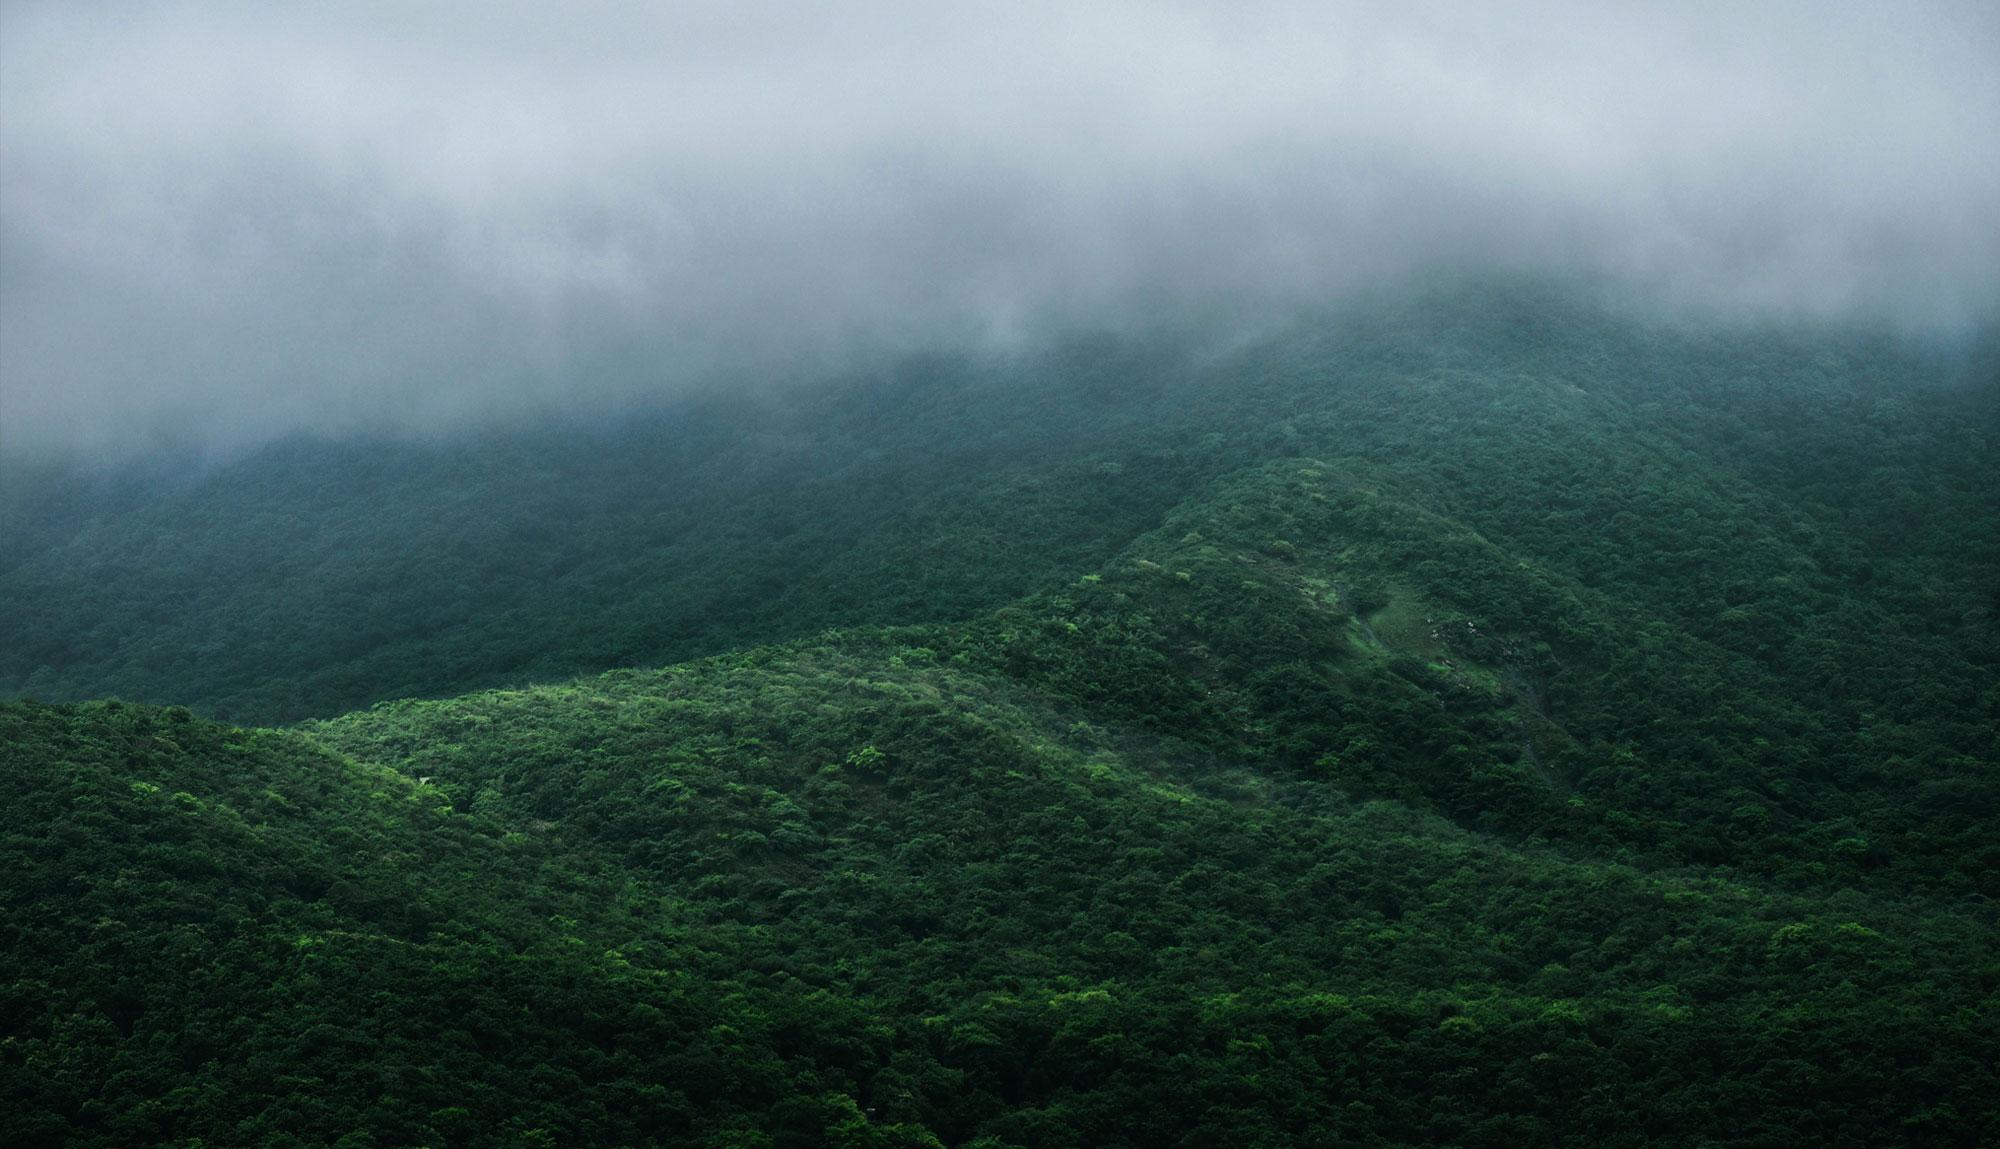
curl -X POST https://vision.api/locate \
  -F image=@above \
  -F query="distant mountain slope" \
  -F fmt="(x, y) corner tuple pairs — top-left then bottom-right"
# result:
(4, 284), (1992, 728)
(0, 377), (1211, 725)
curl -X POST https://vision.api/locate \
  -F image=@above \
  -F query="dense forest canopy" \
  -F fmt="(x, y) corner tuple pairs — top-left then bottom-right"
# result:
(6, 284), (1994, 725)
(3, 284), (1997, 1146)
(8, 0), (1998, 1142)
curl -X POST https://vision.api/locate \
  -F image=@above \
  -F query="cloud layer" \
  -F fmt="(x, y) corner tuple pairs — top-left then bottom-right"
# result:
(4, 1), (1996, 454)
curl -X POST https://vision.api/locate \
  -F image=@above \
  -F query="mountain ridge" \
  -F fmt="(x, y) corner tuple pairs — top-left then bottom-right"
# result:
(4, 286), (1997, 1145)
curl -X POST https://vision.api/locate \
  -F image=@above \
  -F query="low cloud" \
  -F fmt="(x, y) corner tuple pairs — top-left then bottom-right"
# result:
(4, 1), (1996, 454)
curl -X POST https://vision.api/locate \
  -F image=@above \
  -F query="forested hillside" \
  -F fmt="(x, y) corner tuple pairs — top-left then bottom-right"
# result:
(4, 285), (1997, 1146)
(7, 286), (1993, 728)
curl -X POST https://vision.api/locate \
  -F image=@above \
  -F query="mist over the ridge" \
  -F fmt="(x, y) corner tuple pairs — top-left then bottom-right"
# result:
(3, 1), (1996, 456)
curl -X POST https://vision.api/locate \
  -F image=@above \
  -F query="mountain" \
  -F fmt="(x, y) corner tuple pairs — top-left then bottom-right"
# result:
(10, 285), (1991, 730)
(3, 283), (1997, 1146)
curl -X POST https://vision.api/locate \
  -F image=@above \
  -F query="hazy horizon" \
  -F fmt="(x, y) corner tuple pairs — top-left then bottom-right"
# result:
(4, 1), (1997, 457)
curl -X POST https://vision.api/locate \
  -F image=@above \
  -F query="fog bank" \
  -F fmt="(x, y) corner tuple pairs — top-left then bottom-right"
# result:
(4, 1), (1996, 455)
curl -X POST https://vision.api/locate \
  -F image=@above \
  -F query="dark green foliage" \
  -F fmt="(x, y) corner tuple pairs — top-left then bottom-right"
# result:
(8, 656), (1996, 1145)
(0, 346), (1219, 726)
(3, 283), (1997, 1144)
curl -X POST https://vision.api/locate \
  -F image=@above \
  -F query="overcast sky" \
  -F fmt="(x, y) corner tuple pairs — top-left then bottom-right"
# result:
(3, 1), (1996, 455)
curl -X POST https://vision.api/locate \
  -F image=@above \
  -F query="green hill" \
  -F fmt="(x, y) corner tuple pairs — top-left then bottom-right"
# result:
(7, 285), (1991, 730)
(3, 284), (1997, 1145)
(8, 653), (1995, 1145)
